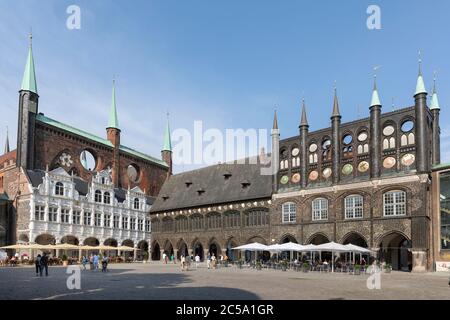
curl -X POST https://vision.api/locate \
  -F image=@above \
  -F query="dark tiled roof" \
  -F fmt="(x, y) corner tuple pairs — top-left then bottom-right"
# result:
(150, 160), (272, 213)
(26, 170), (154, 205)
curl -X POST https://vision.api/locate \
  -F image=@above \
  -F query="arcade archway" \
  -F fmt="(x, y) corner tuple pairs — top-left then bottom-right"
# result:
(379, 232), (412, 271)
(152, 242), (161, 261)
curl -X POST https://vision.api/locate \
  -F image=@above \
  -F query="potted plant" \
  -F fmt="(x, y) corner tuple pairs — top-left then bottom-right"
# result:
(237, 259), (243, 269)
(384, 263), (392, 273)
(302, 262), (310, 273)
(143, 251), (149, 263)
(61, 254), (68, 267)
(280, 260), (288, 271)
(255, 261), (262, 270)
(354, 264), (361, 275)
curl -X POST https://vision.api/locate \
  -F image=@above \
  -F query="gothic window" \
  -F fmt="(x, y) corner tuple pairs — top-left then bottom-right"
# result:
(224, 211), (241, 228)
(280, 148), (288, 170)
(49, 207), (58, 222)
(104, 192), (111, 204)
(55, 182), (64, 196)
(162, 217), (173, 232)
(357, 131), (369, 154)
(244, 209), (269, 227)
(73, 211), (81, 225)
(206, 213), (222, 230)
(151, 218), (160, 232)
(291, 147), (300, 167)
(134, 198), (140, 210)
(190, 214), (204, 231)
(94, 190), (102, 203)
(322, 139), (332, 161)
(83, 211), (91, 225)
(34, 206), (45, 221)
(60, 209), (70, 223)
(309, 143), (318, 164)
(383, 190), (406, 216)
(344, 195), (363, 219)
(176, 216), (189, 232)
(312, 198), (328, 221)
(400, 120), (415, 146)
(342, 134), (353, 158)
(382, 125), (396, 150)
(282, 202), (296, 223)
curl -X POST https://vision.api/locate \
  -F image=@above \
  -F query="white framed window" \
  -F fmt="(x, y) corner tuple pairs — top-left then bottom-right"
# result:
(73, 211), (81, 225)
(60, 209), (70, 223)
(138, 219), (143, 231)
(94, 190), (102, 203)
(282, 202), (296, 223)
(130, 217), (136, 230)
(345, 195), (363, 219)
(94, 212), (102, 226)
(383, 190), (406, 216)
(145, 220), (151, 232)
(312, 198), (328, 221)
(55, 182), (64, 196)
(83, 211), (91, 225)
(34, 205), (45, 221)
(113, 215), (120, 228)
(104, 214), (111, 228)
(134, 198), (140, 210)
(49, 207), (58, 222)
(104, 192), (111, 204)
(122, 217), (128, 229)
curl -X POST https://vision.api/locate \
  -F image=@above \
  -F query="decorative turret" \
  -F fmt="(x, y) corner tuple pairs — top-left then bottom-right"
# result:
(4, 127), (10, 154)
(430, 73), (441, 165)
(161, 114), (173, 176)
(17, 32), (39, 169)
(330, 84), (341, 184)
(299, 99), (308, 188)
(271, 109), (280, 192)
(414, 52), (429, 173)
(106, 79), (121, 187)
(369, 70), (382, 179)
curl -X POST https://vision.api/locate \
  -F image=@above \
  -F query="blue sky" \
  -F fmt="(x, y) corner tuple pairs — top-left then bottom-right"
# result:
(0, 0), (449, 173)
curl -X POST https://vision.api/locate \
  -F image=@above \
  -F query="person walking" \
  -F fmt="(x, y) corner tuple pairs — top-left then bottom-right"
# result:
(35, 254), (42, 276)
(180, 255), (185, 271)
(81, 256), (88, 270)
(89, 254), (94, 270)
(206, 253), (211, 269)
(40, 252), (49, 277)
(211, 254), (217, 269)
(101, 255), (109, 272)
(195, 254), (200, 269)
(93, 254), (99, 270)
(162, 252), (166, 264)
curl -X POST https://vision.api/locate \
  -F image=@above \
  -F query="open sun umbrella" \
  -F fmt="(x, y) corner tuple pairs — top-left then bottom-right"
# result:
(116, 245), (134, 251)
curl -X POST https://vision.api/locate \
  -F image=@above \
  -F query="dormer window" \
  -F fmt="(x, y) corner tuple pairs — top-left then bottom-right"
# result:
(94, 190), (102, 203)
(223, 171), (232, 179)
(185, 181), (192, 187)
(55, 182), (64, 196)
(134, 197), (140, 210)
(197, 188), (205, 195)
(241, 180), (251, 188)
(162, 195), (170, 201)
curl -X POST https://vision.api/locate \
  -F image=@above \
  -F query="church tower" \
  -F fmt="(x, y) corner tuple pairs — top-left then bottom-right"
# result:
(17, 33), (39, 169)
(161, 115), (172, 176)
(106, 79), (121, 187)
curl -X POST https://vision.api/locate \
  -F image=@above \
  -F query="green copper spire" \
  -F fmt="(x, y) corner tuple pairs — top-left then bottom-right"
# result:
(415, 51), (427, 95)
(20, 33), (38, 94)
(331, 82), (341, 117)
(108, 79), (120, 129)
(162, 114), (172, 152)
(370, 74), (381, 107)
(430, 73), (440, 110)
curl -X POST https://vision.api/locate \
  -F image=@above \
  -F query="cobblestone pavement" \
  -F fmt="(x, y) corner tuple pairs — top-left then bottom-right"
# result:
(0, 262), (449, 300)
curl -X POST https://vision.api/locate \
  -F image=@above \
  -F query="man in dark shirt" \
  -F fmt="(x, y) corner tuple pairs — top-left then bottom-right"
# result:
(40, 252), (49, 276)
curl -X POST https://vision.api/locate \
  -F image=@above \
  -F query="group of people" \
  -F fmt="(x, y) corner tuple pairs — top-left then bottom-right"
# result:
(178, 253), (229, 271)
(34, 253), (49, 276)
(81, 254), (109, 272)
(162, 252), (176, 264)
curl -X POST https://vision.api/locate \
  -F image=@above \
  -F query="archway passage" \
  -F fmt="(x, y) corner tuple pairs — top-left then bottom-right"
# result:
(152, 242), (161, 261)
(177, 241), (189, 260)
(379, 233), (412, 271)
(18, 234), (29, 244)
(308, 234), (331, 263)
(163, 240), (174, 261)
(35, 234), (56, 245)
(342, 233), (368, 247)
(61, 235), (80, 258)
(226, 238), (238, 261)
(84, 237), (99, 246)
(104, 238), (118, 257)
(193, 241), (204, 261)
(245, 237), (269, 262)
(279, 234), (298, 261)
(209, 242), (220, 259)
(137, 240), (149, 261)
(122, 239), (135, 260)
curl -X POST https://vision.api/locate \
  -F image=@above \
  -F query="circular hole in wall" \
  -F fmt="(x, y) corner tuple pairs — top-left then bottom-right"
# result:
(80, 150), (96, 171)
(127, 164), (140, 183)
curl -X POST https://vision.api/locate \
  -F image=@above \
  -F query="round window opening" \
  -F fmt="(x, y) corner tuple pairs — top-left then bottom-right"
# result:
(357, 131), (368, 142)
(309, 143), (318, 153)
(80, 150), (96, 171)
(401, 121), (414, 133)
(127, 164), (140, 183)
(322, 139), (331, 150)
(343, 134), (353, 145)
(383, 125), (395, 136)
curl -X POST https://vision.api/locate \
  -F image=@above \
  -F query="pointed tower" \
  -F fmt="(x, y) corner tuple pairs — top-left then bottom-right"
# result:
(430, 73), (440, 165)
(330, 84), (341, 184)
(106, 79), (121, 187)
(369, 73), (382, 179)
(271, 109), (280, 192)
(299, 99), (309, 188)
(414, 53), (429, 173)
(17, 32), (39, 169)
(4, 127), (10, 154)
(161, 114), (172, 176)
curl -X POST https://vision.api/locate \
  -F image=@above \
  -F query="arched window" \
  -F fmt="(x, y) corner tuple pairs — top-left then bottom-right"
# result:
(104, 192), (111, 204)
(244, 209), (269, 227)
(162, 217), (174, 232)
(383, 190), (406, 216)
(382, 124), (396, 150)
(190, 214), (204, 231)
(175, 216), (189, 232)
(342, 134), (353, 158)
(282, 202), (296, 223)
(151, 218), (160, 233)
(312, 198), (328, 221)
(308, 143), (318, 164)
(55, 182), (64, 196)
(206, 213), (222, 230)
(291, 147), (300, 167)
(344, 195), (363, 219)
(94, 190), (102, 203)
(134, 198), (140, 210)
(224, 211), (241, 228)
(322, 139), (332, 161)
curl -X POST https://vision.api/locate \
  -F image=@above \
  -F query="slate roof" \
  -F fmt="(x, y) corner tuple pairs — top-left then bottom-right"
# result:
(35, 113), (168, 168)
(26, 170), (155, 205)
(150, 159), (272, 213)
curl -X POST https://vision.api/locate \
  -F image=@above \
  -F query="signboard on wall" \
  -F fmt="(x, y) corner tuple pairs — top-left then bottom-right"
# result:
(435, 261), (450, 272)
